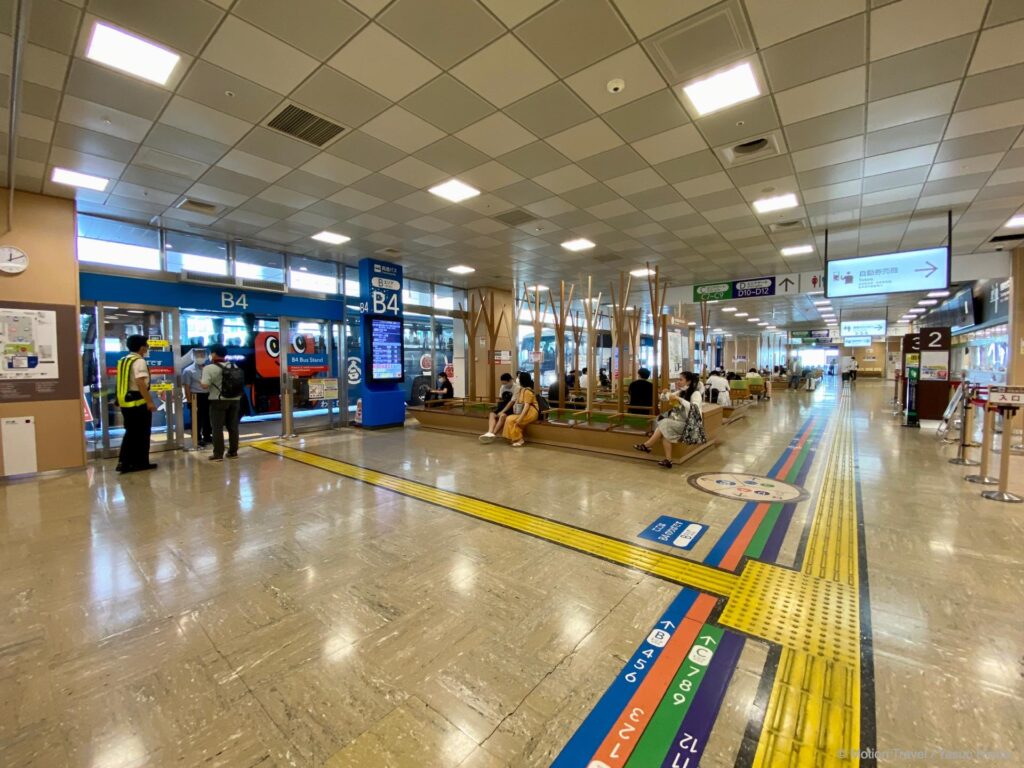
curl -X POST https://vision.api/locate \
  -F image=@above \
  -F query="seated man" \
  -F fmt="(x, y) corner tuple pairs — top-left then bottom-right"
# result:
(425, 372), (454, 402)
(481, 373), (515, 440)
(546, 373), (574, 407)
(627, 368), (655, 414)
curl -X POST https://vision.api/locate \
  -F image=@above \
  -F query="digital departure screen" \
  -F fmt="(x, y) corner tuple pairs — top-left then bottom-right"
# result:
(368, 316), (404, 382)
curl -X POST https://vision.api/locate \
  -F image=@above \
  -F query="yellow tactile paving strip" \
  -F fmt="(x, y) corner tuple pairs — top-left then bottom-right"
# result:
(250, 441), (740, 598)
(735, 394), (861, 768)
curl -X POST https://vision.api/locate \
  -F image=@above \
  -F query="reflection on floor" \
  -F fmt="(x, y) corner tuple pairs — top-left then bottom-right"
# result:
(2, 381), (1021, 767)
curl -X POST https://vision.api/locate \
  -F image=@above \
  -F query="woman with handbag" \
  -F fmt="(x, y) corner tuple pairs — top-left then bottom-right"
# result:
(502, 371), (539, 448)
(633, 371), (707, 468)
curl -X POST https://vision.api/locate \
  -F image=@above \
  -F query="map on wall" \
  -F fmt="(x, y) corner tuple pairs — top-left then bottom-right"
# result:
(0, 308), (59, 380)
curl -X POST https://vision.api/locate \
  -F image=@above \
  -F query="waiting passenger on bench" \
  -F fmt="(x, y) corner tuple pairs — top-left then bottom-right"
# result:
(480, 373), (515, 443)
(547, 372), (575, 408)
(426, 372), (454, 401)
(502, 372), (539, 448)
(627, 368), (654, 414)
(705, 369), (730, 406)
(633, 371), (706, 468)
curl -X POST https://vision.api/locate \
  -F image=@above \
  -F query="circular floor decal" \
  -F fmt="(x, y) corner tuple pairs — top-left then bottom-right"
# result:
(687, 472), (809, 503)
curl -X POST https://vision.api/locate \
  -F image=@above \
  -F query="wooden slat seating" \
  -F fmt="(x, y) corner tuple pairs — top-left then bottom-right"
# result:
(729, 379), (751, 401)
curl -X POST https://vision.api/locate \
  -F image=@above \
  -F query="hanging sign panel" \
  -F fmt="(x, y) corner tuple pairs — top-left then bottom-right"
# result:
(826, 246), (949, 298)
(840, 319), (887, 337)
(693, 282), (733, 302)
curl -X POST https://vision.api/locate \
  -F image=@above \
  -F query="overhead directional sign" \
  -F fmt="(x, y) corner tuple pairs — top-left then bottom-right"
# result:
(840, 319), (887, 337)
(734, 276), (774, 298)
(801, 271), (824, 294)
(843, 336), (872, 347)
(693, 272), (803, 302)
(790, 329), (832, 339)
(776, 273), (799, 295)
(826, 246), (949, 298)
(693, 281), (732, 302)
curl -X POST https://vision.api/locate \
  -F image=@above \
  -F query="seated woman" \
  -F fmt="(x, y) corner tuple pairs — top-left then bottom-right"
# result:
(633, 371), (707, 468)
(480, 373), (515, 441)
(705, 369), (730, 407)
(502, 372), (539, 448)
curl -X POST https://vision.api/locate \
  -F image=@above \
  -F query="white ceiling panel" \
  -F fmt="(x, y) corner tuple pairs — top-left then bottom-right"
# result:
(870, 0), (986, 61)
(202, 16), (318, 95)
(328, 23), (441, 102)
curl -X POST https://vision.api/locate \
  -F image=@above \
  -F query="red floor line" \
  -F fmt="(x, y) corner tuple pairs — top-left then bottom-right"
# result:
(718, 503), (770, 571)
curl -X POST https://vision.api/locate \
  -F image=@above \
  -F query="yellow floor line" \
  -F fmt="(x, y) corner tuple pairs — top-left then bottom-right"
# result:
(250, 440), (739, 597)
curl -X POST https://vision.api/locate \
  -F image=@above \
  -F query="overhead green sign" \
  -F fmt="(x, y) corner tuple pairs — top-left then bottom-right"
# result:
(693, 282), (733, 302)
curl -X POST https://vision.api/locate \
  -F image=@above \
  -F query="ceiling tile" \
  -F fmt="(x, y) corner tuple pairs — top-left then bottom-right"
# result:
(145, 124), (228, 165)
(349, 173), (418, 202)
(560, 182), (618, 208)
(177, 60), (281, 124)
(577, 144), (646, 180)
(329, 187), (387, 211)
(744, 0), (862, 48)
(291, 67), (390, 129)
(784, 105), (865, 152)
(497, 141), (569, 177)
(611, 0), (719, 39)
(763, 14), (866, 91)
(276, 169), (345, 199)
(110, 181), (178, 207)
(233, 0), (366, 59)
(459, 160), (523, 191)
(673, 171), (733, 198)
(25, 0), (81, 54)
(870, 0), (986, 61)
(327, 130), (405, 170)
(477, 0), (555, 27)
(546, 118), (622, 161)
(565, 45), (666, 115)
(347, 0), (390, 18)
(414, 136), (492, 175)
(48, 146), (126, 178)
(861, 184), (921, 206)
(865, 116), (947, 157)
(727, 155), (796, 187)
(868, 34), (973, 101)
(935, 127), (1021, 162)
(200, 165), (270, 197)
(944, 99), (1024, 139)
(504, 84), (593, 142)
(927, 152), (1003, 181)
(495, 179), (551, 206)
(380, 157), (450, 188)
(378, 0), (504, 69)
(451, 34), (556, 107)
(797, 159), (864, 188)
(860, 166), (928, 193)
(22, 43), (68, 91)
(632, 124), (706, 164)
(328, 23), (441, 101)
(202, 16), (318, 95)
(973, 20), (1024, 74)
(456, 111), (536, 156)
(985, 0), (1024, 27)
(401, 75), (495, 135)
(533, 164), (597, 194)
(361, 106), (446, 153)
(606, 168), (664, 196)
(120, 165), (193, 194)
(956, 63), (1024, 112)
(237, 127), (318, 167)
(792, 135), (865, 172)
(60, 95), (152, 142)
(654, 149), (721, 183)
(186, 182), (249, 208)
(20, 83), (61, 121)
(923, 172), (991, 196)
(64, 59), (169, 120)
(866, 81), (959, 131)
(218, 148), (290, 183)
(301, 152), (372, 185)
(603, 89), (690, 142)
(775, 66), (866, 125)
(516, 0), (633, 77)
(53, 122), (138, 162)
(862, 143), (937, 176)
(697, 96), (779, 146)
(803, 179), (862, 204)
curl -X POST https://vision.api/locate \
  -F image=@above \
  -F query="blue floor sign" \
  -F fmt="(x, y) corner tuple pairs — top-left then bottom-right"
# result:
(638, 515), (708, 550)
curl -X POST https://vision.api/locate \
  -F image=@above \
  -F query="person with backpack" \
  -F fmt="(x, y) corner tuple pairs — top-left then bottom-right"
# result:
(200, 343), (244, 461)
(502, 371), (539, 447)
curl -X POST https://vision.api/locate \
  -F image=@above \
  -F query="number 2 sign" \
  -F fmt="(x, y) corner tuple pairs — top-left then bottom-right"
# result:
(921, 327), (950, 351)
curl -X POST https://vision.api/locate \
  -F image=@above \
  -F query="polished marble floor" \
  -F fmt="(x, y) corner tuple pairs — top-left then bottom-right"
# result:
(2, 381), (1021, 767)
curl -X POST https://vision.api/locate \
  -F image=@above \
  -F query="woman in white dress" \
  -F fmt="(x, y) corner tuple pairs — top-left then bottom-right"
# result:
(633, 371), (707, 468)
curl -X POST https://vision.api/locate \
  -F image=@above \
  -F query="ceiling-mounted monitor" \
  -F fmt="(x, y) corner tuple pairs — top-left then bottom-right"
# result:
(825, 246), (950, 298)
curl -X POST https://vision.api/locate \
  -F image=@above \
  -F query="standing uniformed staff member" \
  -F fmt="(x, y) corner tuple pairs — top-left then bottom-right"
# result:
(116, 335), (158, 473)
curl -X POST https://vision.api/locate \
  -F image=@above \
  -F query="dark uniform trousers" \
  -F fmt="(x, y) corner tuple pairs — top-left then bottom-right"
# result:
(118, 405), (152, 470)
(194, 392), (212, 443)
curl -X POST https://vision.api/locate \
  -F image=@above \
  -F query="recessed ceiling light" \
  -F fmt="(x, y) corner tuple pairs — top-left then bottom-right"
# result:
(918, 299), (938, 306)
(757, 322), (769, 326)
(927, 290), (950, 298)
(753, 193), (798, 214)
(682, 61), (760, 116)
(51, 167), (109, 191)
(311, 230), (350, 245)
(86, 22), (181, 85)
(712, 327), (723, 332)
(735, 312), (748, 317)
(687, 321), (696, 326)
(766, 325), (777, 330)
(447, 265), (475, 274)
(562, 238), (596, 252)
(527, 284), (549, 292)
(814, 300), (831, 306)
(722, 306), (737, 312)
(908, 308), (926, 314)
(780, 245), (814, 256)
(629, 268), (654, 277)
(429, 179), (480, 203)
(1005, 214), (1024, 228)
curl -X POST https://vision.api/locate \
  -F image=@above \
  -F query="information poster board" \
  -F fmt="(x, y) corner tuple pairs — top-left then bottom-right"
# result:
(1, 307), (58, 380)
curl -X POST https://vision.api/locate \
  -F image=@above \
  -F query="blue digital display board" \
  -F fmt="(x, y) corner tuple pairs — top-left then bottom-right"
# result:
(368, 316), (404, 382)
(843, 336), (872, 347)
(826, 246), (949, 298)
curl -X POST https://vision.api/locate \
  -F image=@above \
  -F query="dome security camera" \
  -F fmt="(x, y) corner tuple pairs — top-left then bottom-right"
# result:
(607, 78), (625, 94)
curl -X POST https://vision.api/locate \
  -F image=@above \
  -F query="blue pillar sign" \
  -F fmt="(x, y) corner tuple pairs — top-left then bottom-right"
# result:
(358, 258), (406, 429)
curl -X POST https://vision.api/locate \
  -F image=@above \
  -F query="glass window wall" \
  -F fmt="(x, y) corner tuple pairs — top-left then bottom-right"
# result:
(289, 255), (338, 293)
(165, 232), (229, 275)
(77, 215), (161, 270)
(235, 245), (285, 283)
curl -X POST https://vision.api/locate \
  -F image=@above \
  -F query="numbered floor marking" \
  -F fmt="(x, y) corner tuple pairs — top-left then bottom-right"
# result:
(687, 472), (810, 503)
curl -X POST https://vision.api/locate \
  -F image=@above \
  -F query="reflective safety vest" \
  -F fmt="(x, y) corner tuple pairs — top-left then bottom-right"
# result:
(116, 353), (146, 407)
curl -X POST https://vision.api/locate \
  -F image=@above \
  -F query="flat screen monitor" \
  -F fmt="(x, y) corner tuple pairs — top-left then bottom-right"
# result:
(840, 319), (886, 337)
(826, 246), (950, 298)
(367, 315), (404, 382)
(843, 336), (872, 348)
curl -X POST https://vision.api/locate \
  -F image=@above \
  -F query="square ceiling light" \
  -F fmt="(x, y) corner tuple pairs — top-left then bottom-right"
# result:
(527, 284), (549, 292)
(630, 268), (654, 277)
(722, 307), (737, 312)
(311, 231), (350, 245)
(753, 193), (798, 214)
(908, 308), (926, 314)
(86, 22), (181, 85)
(429, 179), (479, 203)
(562, 238), (596, 252)
(781, 245), (813, 256)
(51, 167), (109, 191)
(682, 62), (760, 117)
(927, 290), (950, 298)
(447, 265), (475, 274)
(1005, 214), (1024, 228)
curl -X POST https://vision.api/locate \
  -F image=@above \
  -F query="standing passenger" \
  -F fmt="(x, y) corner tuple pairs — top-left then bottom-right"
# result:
(201, 344), (242, 461)
(182, 348), (211, 447)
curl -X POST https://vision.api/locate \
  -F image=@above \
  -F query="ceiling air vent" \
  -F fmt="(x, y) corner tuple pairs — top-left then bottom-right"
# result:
(716, 130), (786, 168)
(989, 233), (1024, 243)
(768, 218), (807, 233)
(377, 247), (402, 256)
(175, 197), (220, 216)
(494, 209), (537, 226)
(595, 253), (619, 263)
(180, 271), (235, 287)
(238, 277), (286, 293)
(266, 103), (346, 147)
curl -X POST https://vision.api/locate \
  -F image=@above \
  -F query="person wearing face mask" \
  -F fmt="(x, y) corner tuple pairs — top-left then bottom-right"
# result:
(633, 371), (707, 468)
(115, 335), (158, 474)
(182, 348), (211, 447)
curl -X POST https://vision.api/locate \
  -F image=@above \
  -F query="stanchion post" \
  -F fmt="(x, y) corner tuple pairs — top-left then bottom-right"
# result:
(962, 385), (980, 447)
(190, 393), (199, 451)
(949, 382), (980, 466)
(982, 404), (1023, 503)
(965, 405), (998, 484)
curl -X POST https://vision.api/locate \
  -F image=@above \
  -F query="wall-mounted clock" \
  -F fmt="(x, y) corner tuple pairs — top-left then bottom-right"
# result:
(0, 246), (28, 274)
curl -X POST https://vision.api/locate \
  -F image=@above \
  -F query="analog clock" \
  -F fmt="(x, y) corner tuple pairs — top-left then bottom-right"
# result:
(0, 246), (28, 274)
